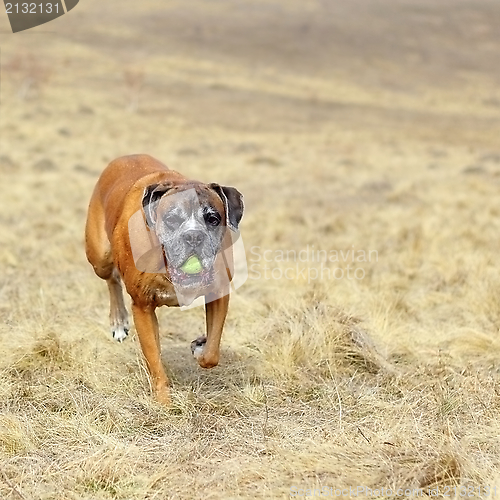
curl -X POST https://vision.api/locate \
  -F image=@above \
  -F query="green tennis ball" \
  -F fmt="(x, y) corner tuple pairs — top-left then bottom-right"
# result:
(181, 255), (203, 274)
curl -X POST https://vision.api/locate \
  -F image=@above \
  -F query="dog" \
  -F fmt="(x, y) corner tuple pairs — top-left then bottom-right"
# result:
(85, 154), (244, 404)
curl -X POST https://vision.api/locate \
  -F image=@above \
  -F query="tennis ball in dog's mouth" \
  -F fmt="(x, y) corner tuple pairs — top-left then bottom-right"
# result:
(180, 255), (203, 274)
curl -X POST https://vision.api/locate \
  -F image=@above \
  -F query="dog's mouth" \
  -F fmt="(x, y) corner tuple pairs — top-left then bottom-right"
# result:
(168, 255), (215, 288)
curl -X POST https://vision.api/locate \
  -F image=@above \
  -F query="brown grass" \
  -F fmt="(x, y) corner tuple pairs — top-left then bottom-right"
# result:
(1, 0), (500, 498)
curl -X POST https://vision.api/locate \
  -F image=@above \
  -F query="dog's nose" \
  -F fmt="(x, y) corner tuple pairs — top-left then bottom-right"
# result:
(183, 230), (205, 248)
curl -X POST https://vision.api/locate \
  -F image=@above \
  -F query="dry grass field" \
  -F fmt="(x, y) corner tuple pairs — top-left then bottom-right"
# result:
(1, 0), (500, 498)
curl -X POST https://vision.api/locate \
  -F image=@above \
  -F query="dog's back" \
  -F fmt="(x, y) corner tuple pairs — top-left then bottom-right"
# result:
(94, 155), (170, 234)
(85, 155), (166, 277)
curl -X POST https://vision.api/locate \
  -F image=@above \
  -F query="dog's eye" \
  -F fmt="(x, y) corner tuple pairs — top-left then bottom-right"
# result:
(204, 213), (221, 227)
(164, 214), (184, 227)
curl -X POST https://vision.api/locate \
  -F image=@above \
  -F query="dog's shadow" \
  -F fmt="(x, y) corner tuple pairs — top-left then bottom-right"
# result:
(160, 341), (258, 393)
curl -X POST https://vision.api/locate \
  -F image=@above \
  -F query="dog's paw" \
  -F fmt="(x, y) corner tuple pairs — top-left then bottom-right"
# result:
(190, 336), (206, 360)
(112, 325), (129, 342)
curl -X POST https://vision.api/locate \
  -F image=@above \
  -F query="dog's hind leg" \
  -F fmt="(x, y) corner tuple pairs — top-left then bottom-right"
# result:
(85, 193), (129, 341)
(107, 268), (130, 341)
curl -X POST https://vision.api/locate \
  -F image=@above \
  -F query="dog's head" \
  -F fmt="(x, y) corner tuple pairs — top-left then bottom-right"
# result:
(141, 180), (244, 289)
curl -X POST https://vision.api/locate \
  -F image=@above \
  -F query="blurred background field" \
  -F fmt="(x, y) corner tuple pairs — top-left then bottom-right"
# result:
(0, 0), (500, 498)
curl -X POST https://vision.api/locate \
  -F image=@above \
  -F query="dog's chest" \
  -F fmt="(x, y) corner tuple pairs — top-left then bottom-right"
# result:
(149, 276), (179, 306)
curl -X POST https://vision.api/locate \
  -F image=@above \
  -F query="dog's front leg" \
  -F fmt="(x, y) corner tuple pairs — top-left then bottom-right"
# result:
(132, 303), (171, 404)
(192, 293), (229, 369)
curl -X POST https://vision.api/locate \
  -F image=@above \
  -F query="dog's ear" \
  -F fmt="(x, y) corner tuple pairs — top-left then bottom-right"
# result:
(209, 184), (244, 232)
(142, 182), (173, 228)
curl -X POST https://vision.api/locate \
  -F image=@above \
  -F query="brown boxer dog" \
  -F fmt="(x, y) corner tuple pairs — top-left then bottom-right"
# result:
(85, 154), (244, 404)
